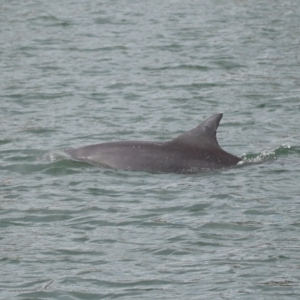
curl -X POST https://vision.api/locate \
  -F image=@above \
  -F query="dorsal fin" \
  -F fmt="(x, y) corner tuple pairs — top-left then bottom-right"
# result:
(171, 113), (223, 149)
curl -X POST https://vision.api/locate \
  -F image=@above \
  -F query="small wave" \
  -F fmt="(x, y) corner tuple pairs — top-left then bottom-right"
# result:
(35, 151), (88, 175)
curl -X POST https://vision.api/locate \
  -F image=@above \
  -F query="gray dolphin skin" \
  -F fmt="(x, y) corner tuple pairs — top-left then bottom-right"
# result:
(65, 113), (240, 173)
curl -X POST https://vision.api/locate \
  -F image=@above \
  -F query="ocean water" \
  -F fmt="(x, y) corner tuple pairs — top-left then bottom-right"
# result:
(1, 0), (300, 299)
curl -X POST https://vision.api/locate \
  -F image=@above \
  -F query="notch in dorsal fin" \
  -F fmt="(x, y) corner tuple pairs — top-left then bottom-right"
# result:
(172, 113), (223, 149)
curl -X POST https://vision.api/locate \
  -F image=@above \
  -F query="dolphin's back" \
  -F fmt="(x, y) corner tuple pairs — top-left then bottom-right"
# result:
(65, 114), (240, 173)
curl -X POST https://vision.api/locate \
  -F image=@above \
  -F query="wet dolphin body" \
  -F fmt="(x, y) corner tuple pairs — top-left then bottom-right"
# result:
(65, 113), (240, 173)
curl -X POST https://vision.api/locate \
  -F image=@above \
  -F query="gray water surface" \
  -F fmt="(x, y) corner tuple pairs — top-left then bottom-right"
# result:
(1, 1), (300, 299)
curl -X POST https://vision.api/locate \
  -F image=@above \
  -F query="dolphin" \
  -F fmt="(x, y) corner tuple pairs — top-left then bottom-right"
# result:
(64, 113), (240, 173)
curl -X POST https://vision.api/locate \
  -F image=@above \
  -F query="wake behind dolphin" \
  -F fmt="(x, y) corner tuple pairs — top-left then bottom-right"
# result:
(65, 113), (240, 173)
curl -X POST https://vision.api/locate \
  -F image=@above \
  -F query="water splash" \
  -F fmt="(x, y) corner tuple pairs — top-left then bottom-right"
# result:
(238, 144), (295, 165)
(38, 150), (69, 162)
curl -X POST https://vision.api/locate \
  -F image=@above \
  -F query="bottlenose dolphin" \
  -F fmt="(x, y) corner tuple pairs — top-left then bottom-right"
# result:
(65, 113), (240, 173)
